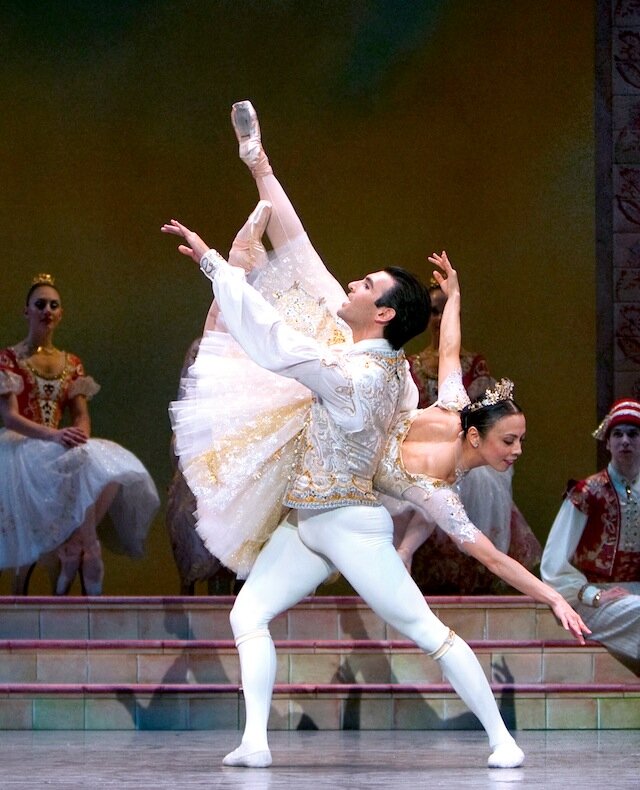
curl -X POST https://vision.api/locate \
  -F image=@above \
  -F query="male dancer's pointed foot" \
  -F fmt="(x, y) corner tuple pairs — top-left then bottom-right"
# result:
(222, 744), (272, 768)
(231, 100), (272, 176)
(487, 740), (525, 768)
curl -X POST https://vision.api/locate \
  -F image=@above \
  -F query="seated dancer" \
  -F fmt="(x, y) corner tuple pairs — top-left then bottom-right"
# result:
(164, 101), (589, 771)
(0, 274), (160, 594)
(541, 399), (640, 674)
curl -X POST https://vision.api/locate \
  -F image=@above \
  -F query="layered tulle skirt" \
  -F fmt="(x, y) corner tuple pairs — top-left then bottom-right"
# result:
(170, 330), (311, 578)
(170, 233), (349, 578)
(0, 430), (160, 569)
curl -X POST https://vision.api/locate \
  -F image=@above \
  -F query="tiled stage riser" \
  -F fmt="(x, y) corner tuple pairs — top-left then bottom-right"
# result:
(1, 598), (637, 732)
(0, 645), (636, 686)
(0, 597), (571, 642)
(0, 691), (638, 731)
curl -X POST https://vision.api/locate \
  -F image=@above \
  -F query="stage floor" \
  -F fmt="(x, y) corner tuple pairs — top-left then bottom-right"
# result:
(0, 730), (638, 788)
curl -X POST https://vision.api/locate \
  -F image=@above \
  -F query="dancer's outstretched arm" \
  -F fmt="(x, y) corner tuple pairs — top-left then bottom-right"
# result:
(163, 219), (364, 431)
(462, 530), (590, 643)
(401, 485), (590, 643)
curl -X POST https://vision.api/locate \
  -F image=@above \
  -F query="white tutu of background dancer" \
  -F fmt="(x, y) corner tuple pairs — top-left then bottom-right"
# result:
(0, 274), (160, 594)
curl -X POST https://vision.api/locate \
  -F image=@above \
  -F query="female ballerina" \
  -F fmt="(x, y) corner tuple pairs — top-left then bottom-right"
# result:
(0, 275), (160, 594)
(165, 101), (588, 771)
(394, 277), (541, 595)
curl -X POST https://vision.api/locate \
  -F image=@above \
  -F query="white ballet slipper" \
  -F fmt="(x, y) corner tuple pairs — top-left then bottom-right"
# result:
(487, 740), (525, 768)
(231, 100), (272, 176)
(222, 745), (272, 768)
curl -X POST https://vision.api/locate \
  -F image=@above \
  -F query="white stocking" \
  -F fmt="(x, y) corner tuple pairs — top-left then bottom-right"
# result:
(236, 632), (276, 751)
(438, 636), (524, 767)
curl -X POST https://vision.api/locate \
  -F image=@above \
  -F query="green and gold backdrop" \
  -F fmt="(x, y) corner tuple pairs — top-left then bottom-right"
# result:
(0, 1), (594, 593)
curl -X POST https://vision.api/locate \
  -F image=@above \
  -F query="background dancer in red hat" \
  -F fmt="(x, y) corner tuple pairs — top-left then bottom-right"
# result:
(542, 399), (640, 674)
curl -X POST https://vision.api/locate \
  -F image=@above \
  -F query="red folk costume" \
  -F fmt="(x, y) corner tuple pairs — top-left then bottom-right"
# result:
(541, 399), (640, 667)
(568, 470), (640, 584)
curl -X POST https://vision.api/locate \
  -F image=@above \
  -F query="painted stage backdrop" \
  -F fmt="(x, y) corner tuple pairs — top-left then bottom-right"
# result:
(0, 1), (594, 594)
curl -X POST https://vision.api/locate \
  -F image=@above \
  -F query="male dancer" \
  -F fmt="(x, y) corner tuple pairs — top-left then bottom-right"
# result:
(162, 102), (525, 770)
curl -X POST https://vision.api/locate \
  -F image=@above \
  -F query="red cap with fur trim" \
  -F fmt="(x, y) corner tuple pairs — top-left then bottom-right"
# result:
(592, 398), (640, 440)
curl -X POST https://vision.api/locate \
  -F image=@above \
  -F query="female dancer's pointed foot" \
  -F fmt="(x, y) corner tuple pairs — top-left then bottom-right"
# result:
(487, 740), (525, 768)
(222, 745), (272, 768)
(231, 100), (272, 176)
(250, 199), (272, 238)
(229, 200), (272, 273)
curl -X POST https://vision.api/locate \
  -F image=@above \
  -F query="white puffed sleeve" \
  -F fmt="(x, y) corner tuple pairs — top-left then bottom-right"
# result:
(68, 376), (101, 400)
(0, 370), (23, 396)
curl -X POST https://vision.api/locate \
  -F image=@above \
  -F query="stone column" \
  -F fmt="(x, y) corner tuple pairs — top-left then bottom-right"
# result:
(606, 0), (640, 410)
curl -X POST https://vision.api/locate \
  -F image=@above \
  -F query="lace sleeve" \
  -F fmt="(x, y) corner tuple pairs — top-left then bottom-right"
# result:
(402, 483), (480, 545)
(0, 369), (23, 396)
(68, 375), (101, 400)
(436, 369), (471, 412)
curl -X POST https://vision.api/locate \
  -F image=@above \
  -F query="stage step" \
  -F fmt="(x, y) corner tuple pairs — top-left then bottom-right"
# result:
(0, 596), (637, 731)
(0, 594), (587, 641)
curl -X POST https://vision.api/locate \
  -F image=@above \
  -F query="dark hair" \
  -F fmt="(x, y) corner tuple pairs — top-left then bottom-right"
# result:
(375, 267), (431, 349)
(26, 281), (61, 306)
(460, 399), (524, 437)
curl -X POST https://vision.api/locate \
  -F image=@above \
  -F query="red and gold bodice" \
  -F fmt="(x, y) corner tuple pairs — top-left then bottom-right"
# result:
(0, 347), (97, 429)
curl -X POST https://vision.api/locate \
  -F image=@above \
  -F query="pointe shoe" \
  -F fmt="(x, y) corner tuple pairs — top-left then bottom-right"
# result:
(487, 740), (525, 768)
(55, 570), (76, 596)
(229, 200), (272, 273)
(222, 745), (272, 768)
(231, 100), (272, 176)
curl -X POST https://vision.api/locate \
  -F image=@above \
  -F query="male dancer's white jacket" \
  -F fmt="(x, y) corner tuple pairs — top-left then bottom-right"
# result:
(199, 248), (417, 509)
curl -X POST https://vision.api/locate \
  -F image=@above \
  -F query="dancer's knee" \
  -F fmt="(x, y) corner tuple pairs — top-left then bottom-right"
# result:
(429, 628), (457, 661)
(229, 593), (270, 641)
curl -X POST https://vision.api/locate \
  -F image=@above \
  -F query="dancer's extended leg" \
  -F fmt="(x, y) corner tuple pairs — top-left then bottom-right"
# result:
(298, 506), (524, 768)
(231, 101), (306, 250)
(203, 200), (272, 333)
(224, 517), (334, 768)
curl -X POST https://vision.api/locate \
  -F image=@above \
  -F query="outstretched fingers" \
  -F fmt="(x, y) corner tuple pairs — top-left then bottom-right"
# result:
(556, 601), (591, 644)
(428, 250), (458, 297)
(162, 218), (196, 237)
(161, 219), (210, 263)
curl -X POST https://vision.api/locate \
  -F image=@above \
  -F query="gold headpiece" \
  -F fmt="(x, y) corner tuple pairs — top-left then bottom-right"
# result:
(31, 273), (55, 287)
(468, 378), (515, 411)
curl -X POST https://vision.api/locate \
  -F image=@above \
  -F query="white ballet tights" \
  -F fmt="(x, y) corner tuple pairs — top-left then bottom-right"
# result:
(226, 507), (522, 768)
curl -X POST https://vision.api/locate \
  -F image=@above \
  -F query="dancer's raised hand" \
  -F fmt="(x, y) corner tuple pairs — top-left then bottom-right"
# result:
(161, 219), (210, 264)
(428, 250), (459, 300)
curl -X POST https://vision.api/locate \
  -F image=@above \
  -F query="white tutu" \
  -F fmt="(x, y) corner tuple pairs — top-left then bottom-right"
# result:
(0, 430), (160, 569)
(170, 234), (351, 578)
